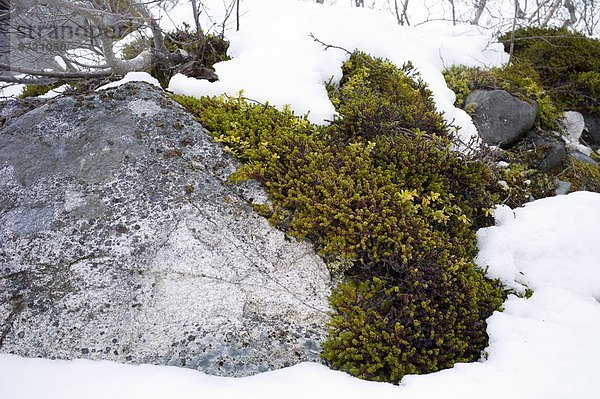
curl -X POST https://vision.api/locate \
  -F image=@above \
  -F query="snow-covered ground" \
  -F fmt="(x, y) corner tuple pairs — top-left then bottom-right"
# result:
(2, 191), (599, 398)
(167, 0), (507, 143)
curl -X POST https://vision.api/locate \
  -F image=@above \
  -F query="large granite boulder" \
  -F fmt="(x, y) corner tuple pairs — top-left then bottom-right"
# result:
(0, 83), (331, 376)
(466, 89), (538, 148)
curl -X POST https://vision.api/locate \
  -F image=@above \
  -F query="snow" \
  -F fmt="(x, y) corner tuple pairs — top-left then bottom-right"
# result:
(166, 0), (508, 143)
(97, 72), (161, 91)
(2, 191), (599, 398)
(39, 84), (71, 99)
(0, 83), (25, 98)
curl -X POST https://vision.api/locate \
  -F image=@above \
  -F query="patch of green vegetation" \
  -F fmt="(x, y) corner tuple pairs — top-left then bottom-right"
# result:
(176, 51), (505, 384)
(561, 159), (600, 192)
(165, 27), (230, 68)
(19, 82), (65, 99)
(494, 161), (556, 207)
(500, 27), (600, 117)
(122, 25), (230, 86)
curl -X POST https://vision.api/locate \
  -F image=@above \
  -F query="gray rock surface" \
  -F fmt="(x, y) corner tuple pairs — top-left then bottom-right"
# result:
(0, 83), (331, 376)
(466, 89), (538, 148)
(517, 131), (567, 173)
(555, 180), (572, 196)
(569, 151), (599, 166)
(535, 138), (566, 173)
(582, 113), (600, 150)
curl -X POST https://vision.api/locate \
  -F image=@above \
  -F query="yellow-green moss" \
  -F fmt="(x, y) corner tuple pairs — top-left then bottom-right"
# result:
(19, 82), (65, 99)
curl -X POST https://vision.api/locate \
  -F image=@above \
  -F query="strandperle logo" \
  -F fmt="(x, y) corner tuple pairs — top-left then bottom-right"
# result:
(0, 1), (140, 70)
(11, 23), (132, 52)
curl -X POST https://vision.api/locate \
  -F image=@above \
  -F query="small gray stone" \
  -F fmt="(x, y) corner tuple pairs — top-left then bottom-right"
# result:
(532, 135), (566, 172)
(466, 89), (538, 148)
(569, 151), (599, 166)
(582, 113), (600, 149)
(555, 180), (572, 196)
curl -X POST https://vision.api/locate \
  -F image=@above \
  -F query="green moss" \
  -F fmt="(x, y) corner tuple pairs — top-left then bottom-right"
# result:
(19, 82), (65, 99)
(499, 27), (600, 117)
(175, 51), (505, 384)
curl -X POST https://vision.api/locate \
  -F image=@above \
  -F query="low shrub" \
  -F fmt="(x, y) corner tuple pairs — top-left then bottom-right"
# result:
(19, 82), (65, 99)
(176, 51), (505, 383)
(499, 27), (600, 117)
(122, 25), (230, 86)
(561, 159), (600, 192)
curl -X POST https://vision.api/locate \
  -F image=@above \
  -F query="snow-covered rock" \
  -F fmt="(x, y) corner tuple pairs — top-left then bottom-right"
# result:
(0, 83), (331, 376)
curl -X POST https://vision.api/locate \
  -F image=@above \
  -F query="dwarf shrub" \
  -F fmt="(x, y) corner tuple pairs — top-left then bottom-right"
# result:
(176, 51), (505, 384)
(122, 26), (230, 86)
(328, 52), (448, 142)
(562, 159), (600, 192)
(323, 268), (502, 383)
(499, 27), (600, 116)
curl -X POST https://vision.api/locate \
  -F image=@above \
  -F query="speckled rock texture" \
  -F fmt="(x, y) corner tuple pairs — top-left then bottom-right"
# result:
(0, 83), (331, 376)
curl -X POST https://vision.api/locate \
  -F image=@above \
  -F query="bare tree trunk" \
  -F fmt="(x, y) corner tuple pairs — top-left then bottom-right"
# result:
(236, 0), (240, 31)
(392, 0), (410, 25)
(472, 0), (487, 25)
(191, 0), (202, 33)
(449, 0), (456, 25)
(562, 0), (577, 27)
(541, 0), (563, 26)
(401, 0), (411, 25)
(509, 0), (519, 64)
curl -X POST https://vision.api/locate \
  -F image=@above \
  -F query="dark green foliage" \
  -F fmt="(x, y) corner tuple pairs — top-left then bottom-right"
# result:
(165, 27), (230, 68)
(328, 52), (448, 142)
(499, 27), (600, 116)
(561, 158), (600, 192)
(494, 161), (556, 207)
(176, 51), (505, 384)
(323, 269), (502, 383)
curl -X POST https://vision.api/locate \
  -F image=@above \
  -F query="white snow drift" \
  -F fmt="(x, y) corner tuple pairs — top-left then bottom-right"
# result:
(167, 0), (508, 143)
